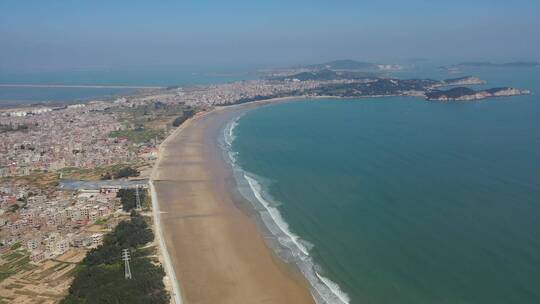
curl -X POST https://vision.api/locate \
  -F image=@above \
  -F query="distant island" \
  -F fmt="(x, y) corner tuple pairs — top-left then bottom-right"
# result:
(304, 59), (376, 70)
(302, 77), (522, 101)
(262, 59), (404, 78)
(426, 87), (531, 101)
(264, 70), (510, 102)
(441, 61), (540, 72)
(439, 76), (486, 86)
(273, 69), (376, 81)
(257, 61), (528, 102)
(275, 69), (484, 85)
(302, 59), (390, 71)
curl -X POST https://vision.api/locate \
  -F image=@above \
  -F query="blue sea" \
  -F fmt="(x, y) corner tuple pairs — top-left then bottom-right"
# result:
(228, 66), (540, 303)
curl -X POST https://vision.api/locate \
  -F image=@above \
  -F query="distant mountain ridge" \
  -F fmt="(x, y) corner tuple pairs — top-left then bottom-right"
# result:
(303, 59), (380, 71)
(261, 59), (403, 78)
(274, 69), (376, 81)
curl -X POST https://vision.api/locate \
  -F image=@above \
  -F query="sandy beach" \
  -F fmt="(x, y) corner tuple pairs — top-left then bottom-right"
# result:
(151, 100), (315, 304)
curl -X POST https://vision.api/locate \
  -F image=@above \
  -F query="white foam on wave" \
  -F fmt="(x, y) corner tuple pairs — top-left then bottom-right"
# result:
(316, 272), (351, 304)
(223, 117), (241, 163)
(244, 174), (350, 304)
(222, 115), (350, 304)
(244, 174), (310, 256)
(223, 117), (239, 147)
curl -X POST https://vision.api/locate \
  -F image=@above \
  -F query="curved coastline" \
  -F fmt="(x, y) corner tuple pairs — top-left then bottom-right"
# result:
(150, 98), (317, 304)
(220, 102), (350, 304)
(149, 180), (183, 304)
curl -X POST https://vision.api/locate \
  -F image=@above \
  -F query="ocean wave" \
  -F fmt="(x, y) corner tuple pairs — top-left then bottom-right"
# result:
(223, 117), (239, 147)
(223, 117), (240, 163)
(316, 272), (351, 304)
(244, 174), (310, 256)
(221, 115), (350, 304)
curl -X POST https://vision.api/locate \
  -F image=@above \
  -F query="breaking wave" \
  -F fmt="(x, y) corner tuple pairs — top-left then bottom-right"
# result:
(220, 116), (350, 304)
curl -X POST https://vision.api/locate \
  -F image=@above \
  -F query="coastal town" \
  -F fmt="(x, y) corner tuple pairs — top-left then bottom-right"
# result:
(0, 102), (136, 176)
(0, 67), (529, 250)
(0, 76), (344, 302)
(0, 60), (533, 303)
(0, 93), (167, 302)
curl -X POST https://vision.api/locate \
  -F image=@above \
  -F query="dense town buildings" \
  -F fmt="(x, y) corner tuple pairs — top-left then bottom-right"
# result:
(0, 102), (135, 177)
(0, 77), (365, 265)
(0, 183), (120, 261)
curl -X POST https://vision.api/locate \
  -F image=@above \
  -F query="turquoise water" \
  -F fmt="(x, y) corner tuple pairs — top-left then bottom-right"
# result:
(232, 69), (540, 303)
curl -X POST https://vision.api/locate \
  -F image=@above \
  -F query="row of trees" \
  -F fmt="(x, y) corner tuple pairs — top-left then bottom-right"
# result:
(116, 188), (147, 211)
(83, 212), (154, 266)
(100, 166), (140, 180)
(61, 212), (169, 304)
(172, 108), (196, 127)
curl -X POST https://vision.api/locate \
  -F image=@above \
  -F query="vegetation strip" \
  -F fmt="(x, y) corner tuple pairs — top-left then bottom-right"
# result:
(61, 211), (169, 304)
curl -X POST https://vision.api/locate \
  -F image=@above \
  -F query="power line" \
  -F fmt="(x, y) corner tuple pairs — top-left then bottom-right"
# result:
(122, 248), (132, 279)
(135, 186), (142, 211)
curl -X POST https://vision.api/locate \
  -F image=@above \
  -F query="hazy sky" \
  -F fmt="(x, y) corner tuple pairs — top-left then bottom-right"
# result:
(1, 0), (539, 71)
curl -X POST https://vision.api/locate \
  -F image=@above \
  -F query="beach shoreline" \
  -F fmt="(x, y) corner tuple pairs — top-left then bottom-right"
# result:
(150, 97), (318, 304)
(149, 180), (183, 304)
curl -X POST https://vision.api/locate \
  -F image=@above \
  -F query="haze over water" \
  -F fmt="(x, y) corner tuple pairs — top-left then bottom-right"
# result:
(0, 66), (255, 106)
(232, 67), (540, 303)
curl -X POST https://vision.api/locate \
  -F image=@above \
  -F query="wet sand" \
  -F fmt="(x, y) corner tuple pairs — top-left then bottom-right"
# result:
(151, 102), (315, 304)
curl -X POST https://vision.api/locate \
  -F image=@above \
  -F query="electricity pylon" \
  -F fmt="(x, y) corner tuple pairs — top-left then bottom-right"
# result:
(122, 249), (132, 279)
(135, 186), (142, 211)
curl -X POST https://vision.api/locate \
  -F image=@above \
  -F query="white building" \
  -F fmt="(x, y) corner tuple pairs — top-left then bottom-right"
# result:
(27, 238), (40, 251)
(89, 211), (99, 222)
(91, 233), (103, 246)
(55, 238), (70, 255)
(31, 250), (45, 263)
